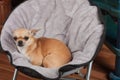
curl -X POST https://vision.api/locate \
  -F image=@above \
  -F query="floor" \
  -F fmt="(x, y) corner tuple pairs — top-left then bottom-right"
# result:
(0, 45), (116, 80)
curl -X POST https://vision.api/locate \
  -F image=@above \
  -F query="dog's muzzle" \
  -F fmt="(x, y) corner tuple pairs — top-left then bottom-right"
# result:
(18, 40), (24, 47)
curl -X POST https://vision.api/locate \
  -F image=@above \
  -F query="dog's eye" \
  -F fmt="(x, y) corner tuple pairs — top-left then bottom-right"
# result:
(13, 37), (17, 40)
(24, 36), (29, 40)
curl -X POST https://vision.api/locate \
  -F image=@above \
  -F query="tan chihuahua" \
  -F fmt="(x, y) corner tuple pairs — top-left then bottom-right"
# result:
(13, 28), (71, 68)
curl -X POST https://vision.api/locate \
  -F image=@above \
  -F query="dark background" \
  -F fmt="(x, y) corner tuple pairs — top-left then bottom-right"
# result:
(11, 0), (26, 9)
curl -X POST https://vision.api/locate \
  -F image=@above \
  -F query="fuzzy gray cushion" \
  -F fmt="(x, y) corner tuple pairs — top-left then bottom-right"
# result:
(1, 0), (104, 79)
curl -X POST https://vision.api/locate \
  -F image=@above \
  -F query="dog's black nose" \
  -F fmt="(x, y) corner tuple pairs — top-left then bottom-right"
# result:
(18, 40), (24, 47)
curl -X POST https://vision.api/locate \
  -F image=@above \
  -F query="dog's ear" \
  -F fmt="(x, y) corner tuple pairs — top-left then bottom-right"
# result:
(30, 29), (40, 35)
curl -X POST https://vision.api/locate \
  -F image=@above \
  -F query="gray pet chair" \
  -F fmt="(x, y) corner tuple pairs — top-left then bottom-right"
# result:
(1, 0), (105, 80)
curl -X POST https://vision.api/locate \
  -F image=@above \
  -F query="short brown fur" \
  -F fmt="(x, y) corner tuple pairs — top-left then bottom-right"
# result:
(13, 28), (72, 68)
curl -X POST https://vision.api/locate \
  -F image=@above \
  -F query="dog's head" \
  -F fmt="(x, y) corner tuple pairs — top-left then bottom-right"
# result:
(13, 28), (39, 47)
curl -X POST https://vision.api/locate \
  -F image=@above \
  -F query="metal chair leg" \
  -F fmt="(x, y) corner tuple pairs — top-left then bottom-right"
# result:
(12, 68), (18, 80)
(85, 61), (93, 80)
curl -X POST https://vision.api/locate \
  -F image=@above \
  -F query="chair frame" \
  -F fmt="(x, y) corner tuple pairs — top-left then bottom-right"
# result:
(12, 68), (18, 80)
(12, 61), (93, 80)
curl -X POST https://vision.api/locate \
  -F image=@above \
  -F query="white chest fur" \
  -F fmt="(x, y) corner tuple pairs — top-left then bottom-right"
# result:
(17, 46), (30, 60)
